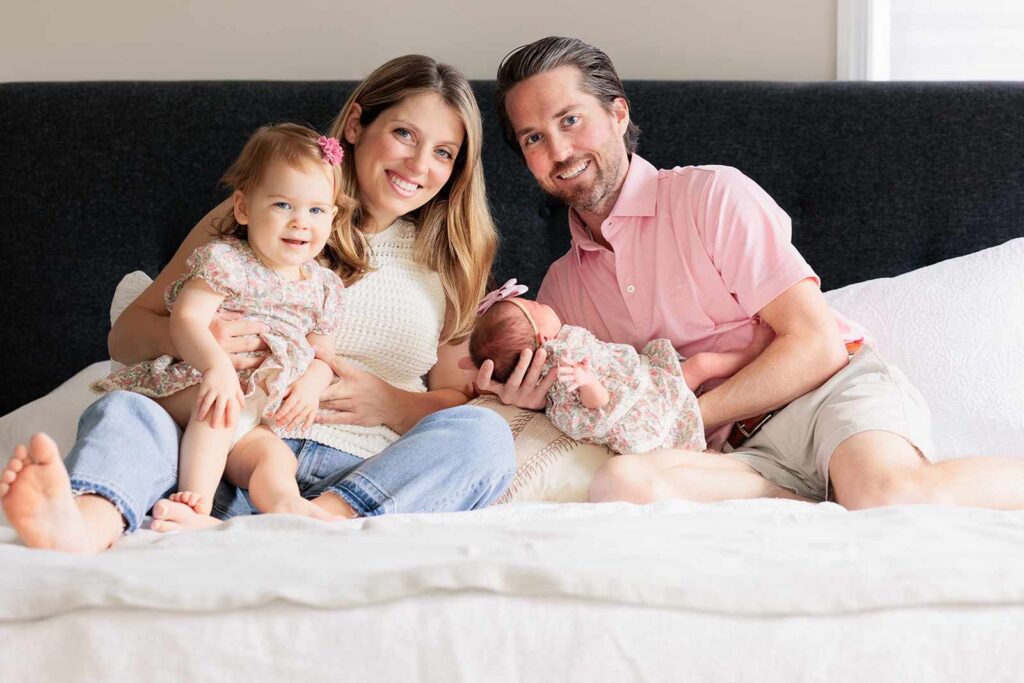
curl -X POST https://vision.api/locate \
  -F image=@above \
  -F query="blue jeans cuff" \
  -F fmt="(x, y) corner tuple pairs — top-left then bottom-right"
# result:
(69, 477), (138, 533)
(329, 471), (392, 517)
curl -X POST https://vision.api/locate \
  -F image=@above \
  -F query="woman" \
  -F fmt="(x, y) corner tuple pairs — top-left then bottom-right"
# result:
(0, 55), (515, 552)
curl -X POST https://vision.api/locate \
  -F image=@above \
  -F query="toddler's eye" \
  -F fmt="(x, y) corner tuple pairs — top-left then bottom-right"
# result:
(310, 207), (324, 215)
(274, 201), (291, 210)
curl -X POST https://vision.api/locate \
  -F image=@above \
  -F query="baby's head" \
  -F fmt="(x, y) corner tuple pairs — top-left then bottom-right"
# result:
(217, 123), (355, 270)
(469, 297), (562, 382)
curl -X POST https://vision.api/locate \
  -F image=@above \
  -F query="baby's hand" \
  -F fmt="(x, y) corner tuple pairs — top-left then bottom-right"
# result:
(556, 358), (597, 393)
(274, 378), (321, 432)
(196, 362), (244, 429)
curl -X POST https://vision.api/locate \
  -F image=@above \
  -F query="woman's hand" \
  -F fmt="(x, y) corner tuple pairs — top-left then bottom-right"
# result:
(209, 312), (269, 370)
(315, 358), (399, 428)
(196, 362), (245, 429)
(474, 347), (556, 410)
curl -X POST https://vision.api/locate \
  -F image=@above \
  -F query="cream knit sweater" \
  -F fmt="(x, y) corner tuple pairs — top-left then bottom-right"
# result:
(282, 218), (446, 458)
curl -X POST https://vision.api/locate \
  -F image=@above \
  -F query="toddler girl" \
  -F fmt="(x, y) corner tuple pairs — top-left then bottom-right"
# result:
(469, 280), (772, 455)
(93, 123), (352, 520)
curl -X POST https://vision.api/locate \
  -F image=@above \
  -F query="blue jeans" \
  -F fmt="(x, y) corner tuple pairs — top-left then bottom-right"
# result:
(66, 391), (515, 532)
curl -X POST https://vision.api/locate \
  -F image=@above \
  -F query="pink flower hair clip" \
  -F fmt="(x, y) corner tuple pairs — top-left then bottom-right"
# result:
(317, 136), (344, 166)
(477, 278), (529, 316)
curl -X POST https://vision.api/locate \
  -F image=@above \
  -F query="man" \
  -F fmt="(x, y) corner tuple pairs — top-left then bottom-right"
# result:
(476, 36), (1024, 509)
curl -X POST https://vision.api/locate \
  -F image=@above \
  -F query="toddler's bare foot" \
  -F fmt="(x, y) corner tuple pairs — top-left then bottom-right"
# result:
(267, 496), (344, 521)
(151, 498), (221, 532)
(0, 434), (94, 553)
(168, 490), (209, 515)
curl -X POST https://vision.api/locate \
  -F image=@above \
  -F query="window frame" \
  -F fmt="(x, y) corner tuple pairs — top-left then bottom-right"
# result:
(836, 0), (891, 80)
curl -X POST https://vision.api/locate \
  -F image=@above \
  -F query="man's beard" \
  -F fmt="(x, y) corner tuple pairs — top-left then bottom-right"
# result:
(549, 149), (623, 215)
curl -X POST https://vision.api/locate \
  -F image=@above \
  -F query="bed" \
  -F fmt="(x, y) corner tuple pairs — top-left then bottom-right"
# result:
(2, 80), (1023, 682)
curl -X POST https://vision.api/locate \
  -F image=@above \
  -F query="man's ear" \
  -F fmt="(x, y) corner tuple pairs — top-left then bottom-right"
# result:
(232, 190), (249, 225)
(457, 356), (478, 371)
(609, 96), (630, 136)
(343, 103), (363, 145)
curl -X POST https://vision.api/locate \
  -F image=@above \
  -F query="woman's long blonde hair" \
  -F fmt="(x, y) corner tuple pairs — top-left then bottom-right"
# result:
(325, 55), (498, 344)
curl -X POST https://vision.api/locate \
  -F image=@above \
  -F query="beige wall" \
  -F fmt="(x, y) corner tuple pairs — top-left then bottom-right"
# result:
(1, 0), (836, 82)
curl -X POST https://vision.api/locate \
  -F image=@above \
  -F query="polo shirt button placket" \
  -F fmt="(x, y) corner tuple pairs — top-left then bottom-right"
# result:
(626, 285), (636, 294)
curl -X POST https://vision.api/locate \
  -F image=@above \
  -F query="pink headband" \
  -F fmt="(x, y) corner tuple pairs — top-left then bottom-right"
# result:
(503, 298), (541, 347)
(317, 136), (344, 166)
(477, 279), (528, 316)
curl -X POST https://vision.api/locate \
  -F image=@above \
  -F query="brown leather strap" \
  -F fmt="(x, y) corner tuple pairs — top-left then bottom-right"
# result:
(725, 340), (865, 449)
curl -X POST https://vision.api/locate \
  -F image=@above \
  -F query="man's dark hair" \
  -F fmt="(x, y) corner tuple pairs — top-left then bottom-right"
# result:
(495, 36), (641, 161)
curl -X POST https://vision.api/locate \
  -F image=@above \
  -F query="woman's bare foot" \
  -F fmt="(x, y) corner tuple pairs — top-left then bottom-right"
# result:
(267, 496), (344, 521)
(0, 434), (95, 553)
(151, 498), (221, 533)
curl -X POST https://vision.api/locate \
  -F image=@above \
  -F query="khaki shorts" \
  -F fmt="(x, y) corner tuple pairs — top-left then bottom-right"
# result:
(722, 346), (935, 501)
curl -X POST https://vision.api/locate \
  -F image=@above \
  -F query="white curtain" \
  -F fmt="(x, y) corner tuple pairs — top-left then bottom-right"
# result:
(890, 0), (1024, 80)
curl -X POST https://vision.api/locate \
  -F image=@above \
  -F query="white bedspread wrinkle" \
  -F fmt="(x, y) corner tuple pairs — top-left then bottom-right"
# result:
(2, 500), (1024, 622)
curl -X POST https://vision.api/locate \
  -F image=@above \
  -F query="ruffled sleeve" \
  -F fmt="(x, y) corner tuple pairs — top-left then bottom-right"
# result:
(185, 238), (247, 298)
(164, 238), (247, 309)
(310, 266), (345, 336)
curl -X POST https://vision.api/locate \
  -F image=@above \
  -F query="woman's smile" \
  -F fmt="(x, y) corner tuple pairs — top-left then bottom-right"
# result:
(346, 90), (464, 230)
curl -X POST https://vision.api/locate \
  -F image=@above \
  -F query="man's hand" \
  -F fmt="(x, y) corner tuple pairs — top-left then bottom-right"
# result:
(210, 312), (269, 370)
(475, 347), (556, 410)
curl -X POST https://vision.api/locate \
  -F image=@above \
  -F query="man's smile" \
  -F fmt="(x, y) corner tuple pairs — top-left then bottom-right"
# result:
(556, 160), (591, 180)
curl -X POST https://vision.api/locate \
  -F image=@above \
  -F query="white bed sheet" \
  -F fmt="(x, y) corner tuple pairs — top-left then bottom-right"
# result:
(3, 597), (1023, 683)
(3, 500), (1024, 681)
(4, 500), (1024, 619)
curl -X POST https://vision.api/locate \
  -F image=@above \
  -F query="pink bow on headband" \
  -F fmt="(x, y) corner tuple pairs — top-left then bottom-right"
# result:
(477, 278), (529, 316)
(317, 136), (344, 166)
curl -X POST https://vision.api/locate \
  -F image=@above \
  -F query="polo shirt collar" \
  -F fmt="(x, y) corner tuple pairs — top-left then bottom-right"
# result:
(569, 154), (660, 265)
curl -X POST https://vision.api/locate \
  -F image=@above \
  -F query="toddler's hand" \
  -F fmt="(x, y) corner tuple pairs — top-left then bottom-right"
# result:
(196, 362), (244, 429)
(556, 358), (597, 393)
(275, 378), (321, 432)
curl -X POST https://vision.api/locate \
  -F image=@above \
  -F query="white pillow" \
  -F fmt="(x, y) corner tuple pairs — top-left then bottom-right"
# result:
(108, 271), (154, 371)
(0, 362), (110, 461)
(824, 238), (1024, 460)
(110, 270), (153, 326)
(470, 396), (612, 504)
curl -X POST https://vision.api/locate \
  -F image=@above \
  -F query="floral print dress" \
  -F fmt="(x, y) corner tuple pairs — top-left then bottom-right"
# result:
(543, 325), (706, 454)
(92, 236), (345, 424)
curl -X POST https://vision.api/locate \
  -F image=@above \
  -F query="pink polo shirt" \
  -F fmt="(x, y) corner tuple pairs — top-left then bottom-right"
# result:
(537, 155), (868, 442)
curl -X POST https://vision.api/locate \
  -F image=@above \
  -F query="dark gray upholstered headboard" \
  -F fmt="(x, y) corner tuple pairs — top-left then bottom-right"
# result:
(2, 81), (1023, 414)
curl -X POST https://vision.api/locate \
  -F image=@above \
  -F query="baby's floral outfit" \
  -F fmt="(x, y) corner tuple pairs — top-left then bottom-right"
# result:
(93, 237), (344, 432)
(543, 325), (706, 454)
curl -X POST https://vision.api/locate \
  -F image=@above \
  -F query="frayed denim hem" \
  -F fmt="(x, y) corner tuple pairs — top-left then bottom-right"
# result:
(69, 478), (136, 532)
(327, 471), (393, 517)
